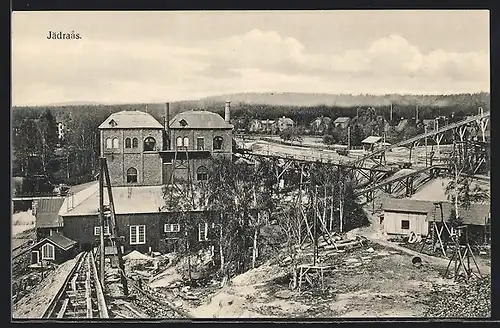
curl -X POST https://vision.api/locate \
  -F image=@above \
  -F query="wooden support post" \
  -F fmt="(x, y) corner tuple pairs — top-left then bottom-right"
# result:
(102, 158), (129, 296)
(99, 158), (105, 290)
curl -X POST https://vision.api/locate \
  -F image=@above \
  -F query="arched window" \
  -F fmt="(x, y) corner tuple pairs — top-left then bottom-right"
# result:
(197, 166), (209, 181)
(176, 136), (183, 148)
(106, 138), (112, 149)
(41, 243), (55, 260)
(144, 137), (156, 151)
(112, 138), (119, 149)
(125, 138), (131, 148)
(183, 137), (189, 148)
(126, 167), (138, 183)
(132, 138), (138, 148)
(213, 136), (223, 150)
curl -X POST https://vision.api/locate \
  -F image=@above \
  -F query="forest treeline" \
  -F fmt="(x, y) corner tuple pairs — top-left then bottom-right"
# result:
(12, 92), (489, 184)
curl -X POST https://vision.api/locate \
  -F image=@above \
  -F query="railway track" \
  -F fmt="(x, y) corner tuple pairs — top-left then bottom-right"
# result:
(42, 251), (109, 319)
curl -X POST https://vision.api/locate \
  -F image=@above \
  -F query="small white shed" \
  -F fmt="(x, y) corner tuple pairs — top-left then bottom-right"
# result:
(381, 198), (431, 236)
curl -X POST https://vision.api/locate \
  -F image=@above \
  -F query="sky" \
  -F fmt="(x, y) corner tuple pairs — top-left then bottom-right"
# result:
(12, 10), (490, 106)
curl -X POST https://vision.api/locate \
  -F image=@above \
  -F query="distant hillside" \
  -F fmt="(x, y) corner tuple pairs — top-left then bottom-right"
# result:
(17, 92), (490, 110)
(201, 92), (490, 108)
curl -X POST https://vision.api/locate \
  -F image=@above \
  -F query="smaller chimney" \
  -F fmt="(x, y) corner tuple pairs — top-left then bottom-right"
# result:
(165, 103), (170, 150)
(224, 101), (231, 123)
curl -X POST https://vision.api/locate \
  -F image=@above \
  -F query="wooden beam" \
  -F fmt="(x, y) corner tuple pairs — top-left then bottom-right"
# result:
(90, 251), (109, 318)
(102, 158), (129, 296)
(56, 299), (70, 318)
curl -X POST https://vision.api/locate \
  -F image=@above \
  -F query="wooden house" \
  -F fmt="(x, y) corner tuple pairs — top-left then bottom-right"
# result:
(381, 198), (490, 244)
(34, 198), (65, 240)
(29, 231), (77, 265)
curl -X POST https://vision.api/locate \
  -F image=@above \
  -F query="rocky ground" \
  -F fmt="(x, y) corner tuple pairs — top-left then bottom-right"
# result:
(145, 235), (490, 319)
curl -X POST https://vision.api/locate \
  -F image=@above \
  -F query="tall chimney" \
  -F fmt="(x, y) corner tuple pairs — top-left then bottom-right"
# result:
(165, 103), (170, 150)
(224, 101), (231, 123)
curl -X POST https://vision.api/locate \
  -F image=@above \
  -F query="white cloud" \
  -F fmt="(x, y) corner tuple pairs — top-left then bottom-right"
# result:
(11, 28), (489, 106)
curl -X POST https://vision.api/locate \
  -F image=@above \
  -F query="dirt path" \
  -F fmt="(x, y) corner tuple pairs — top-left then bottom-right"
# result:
(12, 254), (81, 319)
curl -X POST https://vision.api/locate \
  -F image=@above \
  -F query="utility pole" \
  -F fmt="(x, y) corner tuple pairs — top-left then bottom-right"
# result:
(416, 105), (419, 122)
(99, 158), (105, 289)
(347, 126), (351, 151)
(67, 154), (70, 180)
(339, 179), (344, 233)
(424, 124), (428, 167)
(390, 103), (393, 122)
(313, 185), (318, 266)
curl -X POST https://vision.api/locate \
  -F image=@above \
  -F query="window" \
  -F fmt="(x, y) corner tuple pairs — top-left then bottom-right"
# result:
(41, 243), (55, 260)
(126, 167), (138, 183)
(144, 137), (156, 151)
(132, 137), (138, 148)
(130, 225), (146, 245)
(125, 138), (131, 148)
(183, 137), (189, 148)
(197, 166), (209, 181)
(213, 136), (223, 150)
(112, 138), (119, 149)
(94, 225), (111, 236)
(198, 222), (209, 241)
(106, 138), (112, 149)
(401, 220), (410, 230)
(164, 223), (180, 233)
(197, 137), (205, 150)
(176, 136), (183, 148)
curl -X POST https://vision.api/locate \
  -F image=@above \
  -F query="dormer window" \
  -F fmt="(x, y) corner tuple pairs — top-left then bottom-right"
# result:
(179, 119), (188, 127)
(109, 119), (117, 127)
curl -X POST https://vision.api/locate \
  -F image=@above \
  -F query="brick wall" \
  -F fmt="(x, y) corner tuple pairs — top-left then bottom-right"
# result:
(100, 128), (163, 186)
(169, 129), (232, 155)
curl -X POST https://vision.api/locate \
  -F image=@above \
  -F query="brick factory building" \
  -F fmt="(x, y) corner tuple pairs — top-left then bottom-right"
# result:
(32, 102), (235, 257)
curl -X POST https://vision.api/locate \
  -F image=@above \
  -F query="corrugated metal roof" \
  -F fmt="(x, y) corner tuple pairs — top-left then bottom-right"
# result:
(99, 111), (164, 129)
(334, 117), (350, 123)
(169, 111), (233, 130)
(362, 136), (382, 144)
(382, 198), (490, 226)
(35, 198), (65, 228)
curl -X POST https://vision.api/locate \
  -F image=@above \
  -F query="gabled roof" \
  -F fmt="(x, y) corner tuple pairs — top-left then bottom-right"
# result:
(362, 136), (382, 144)
(35, 198), (65, 228)
(32, 232), (77, 251)
(99, 111), (164, 129)
(169, 111), (233, 130)
(334, 117), (350, 123)
(382, 198), (490, 226)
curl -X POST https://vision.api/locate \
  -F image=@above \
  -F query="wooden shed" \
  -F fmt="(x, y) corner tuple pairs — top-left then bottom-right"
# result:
(381, 198), (490, 242)
(30, 232), (77, 265)
(381, 198), (431, 236)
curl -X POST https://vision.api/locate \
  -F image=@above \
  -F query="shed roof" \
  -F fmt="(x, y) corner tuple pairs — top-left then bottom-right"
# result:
(169, 111), (233, 130)
(35, 198), (65, 228)
(362, 136), (382, 144)
(334, 117), (350, 123)
(32, 232), (77, 251)
(99, 111), (164, 129)
(382, 198), (490, 226)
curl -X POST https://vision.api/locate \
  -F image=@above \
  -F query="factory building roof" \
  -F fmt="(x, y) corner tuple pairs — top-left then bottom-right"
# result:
(169, 111), (233, 130)
(59, 184), (166, 217)
(99, 111), (164, 129)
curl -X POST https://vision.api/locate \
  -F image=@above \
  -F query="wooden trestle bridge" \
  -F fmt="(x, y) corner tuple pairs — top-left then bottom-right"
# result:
(235, 110), (490, 202)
